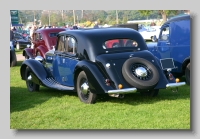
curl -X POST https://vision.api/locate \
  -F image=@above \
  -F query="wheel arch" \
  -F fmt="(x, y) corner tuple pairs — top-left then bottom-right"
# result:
(182, 56), (190, 73)
(23, 48), (34, 59)
(74, 61), (113, 94)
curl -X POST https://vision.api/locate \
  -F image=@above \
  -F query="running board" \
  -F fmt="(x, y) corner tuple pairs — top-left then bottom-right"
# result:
(42, 77), (74, 91)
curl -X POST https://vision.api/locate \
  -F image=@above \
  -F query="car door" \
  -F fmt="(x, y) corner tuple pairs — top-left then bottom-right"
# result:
(53, 35), (78, 86)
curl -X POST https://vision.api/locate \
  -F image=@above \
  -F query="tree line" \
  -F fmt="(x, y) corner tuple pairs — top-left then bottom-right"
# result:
(18, 10), (187, 27)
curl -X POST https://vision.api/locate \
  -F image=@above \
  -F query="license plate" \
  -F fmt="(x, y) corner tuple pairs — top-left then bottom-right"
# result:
(160, 58), (175, 70)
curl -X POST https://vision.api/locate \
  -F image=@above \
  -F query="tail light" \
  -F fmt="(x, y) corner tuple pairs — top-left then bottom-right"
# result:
(105, 79), (110, 86)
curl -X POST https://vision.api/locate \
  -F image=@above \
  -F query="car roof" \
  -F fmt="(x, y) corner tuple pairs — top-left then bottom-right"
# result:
(58, 27), (147, 62)
(164, 14), (190, 25)
(35, 28), (66, 33)
(59, 27), (144, 41)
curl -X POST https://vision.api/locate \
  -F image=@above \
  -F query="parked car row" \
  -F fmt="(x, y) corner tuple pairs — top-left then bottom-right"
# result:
(20, 27), (186, 104)
(13, 32), (31, 50)
(13, 15), (189, 104)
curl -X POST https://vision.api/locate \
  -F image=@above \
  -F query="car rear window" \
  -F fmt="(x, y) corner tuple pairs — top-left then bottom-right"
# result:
(103, 39), (139, 49)
(49, 32), (59, 37)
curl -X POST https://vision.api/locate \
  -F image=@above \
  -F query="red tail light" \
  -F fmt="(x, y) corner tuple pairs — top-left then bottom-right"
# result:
(105, 79), (110, 86)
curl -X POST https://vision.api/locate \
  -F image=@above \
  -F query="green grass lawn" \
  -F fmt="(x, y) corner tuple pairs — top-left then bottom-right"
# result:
(10, 61), (190, 129)
(15, 49), (23, 55)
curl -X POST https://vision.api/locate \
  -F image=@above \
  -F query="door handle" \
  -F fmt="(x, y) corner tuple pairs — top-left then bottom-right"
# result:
(166, 42), (170, 45)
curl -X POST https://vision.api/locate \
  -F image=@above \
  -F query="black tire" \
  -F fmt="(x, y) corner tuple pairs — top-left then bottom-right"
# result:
(122, 57), (159, 89)
(25, 66), (40, 92)
(10, 50), (17, 67)
(185, 63), (190, 85)
(140, 89), (159, 97)
(76, 71), (97, 104)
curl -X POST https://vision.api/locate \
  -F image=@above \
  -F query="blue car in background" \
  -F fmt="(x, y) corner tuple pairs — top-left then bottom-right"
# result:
(147, 15), (190, 85)
(10, 41), (17, 67)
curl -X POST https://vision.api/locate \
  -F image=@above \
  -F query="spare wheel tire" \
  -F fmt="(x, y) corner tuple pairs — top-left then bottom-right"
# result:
(122, 57), (159, 89)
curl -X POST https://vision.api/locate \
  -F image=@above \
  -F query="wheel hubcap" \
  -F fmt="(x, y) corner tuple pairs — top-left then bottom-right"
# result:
(135, 67), (147, 77)
(80, 82), (89, 95)
(131, 63), (152, 80)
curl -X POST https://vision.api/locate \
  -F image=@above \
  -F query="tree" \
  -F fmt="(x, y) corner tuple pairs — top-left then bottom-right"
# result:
(138, 10), (179, 22)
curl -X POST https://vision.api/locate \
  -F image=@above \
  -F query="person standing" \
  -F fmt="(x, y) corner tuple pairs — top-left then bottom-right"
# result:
(93, 21), (99, 28)
(73, 23), (78, 29)
(10, 27), (14, 41)
(10, 27), (15, 51)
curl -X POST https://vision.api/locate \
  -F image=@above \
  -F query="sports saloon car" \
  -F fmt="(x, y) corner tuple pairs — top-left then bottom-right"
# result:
(20, 28), (186, 104)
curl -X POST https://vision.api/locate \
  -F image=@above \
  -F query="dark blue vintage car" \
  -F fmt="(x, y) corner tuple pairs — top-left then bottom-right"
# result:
(20, 28), (186, 104)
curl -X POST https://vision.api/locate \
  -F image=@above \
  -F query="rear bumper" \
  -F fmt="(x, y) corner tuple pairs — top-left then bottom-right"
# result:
(107, 88), (137, 94)
(166, 82), (186, 88)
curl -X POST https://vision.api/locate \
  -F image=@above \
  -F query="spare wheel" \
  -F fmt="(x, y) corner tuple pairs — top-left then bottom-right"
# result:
(122, 57), (159, 89)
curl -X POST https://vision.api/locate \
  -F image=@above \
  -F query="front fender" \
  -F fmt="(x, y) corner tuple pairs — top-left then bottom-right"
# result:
(20, 59), (49, 82)
(75, 60), (113, 94)
(36, 45), (49, 58)
(23, 48), (34, 59)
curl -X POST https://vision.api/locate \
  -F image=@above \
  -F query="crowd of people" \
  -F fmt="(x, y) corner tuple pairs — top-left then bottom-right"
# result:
(10, 21), (100, 44)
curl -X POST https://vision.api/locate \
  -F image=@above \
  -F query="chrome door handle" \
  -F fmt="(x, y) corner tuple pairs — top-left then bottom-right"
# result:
(166, 42), (170, 45)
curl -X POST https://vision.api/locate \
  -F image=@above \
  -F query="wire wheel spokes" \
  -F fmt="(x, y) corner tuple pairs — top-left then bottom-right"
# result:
(131, 63), (152, 81)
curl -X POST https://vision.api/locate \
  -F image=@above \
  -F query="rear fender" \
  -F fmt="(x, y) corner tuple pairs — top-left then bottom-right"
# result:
(23, 48), (34, 59)
(74, 61), (113, 94)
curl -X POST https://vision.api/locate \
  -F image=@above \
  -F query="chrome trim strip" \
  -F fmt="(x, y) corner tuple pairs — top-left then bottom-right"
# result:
(166, 82), (186, 88)
(107, 88), (137, 94)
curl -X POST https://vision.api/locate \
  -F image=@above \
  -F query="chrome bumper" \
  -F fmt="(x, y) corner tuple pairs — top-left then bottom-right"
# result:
(166, 82), (186, 88)
(107, 88), (137, 94)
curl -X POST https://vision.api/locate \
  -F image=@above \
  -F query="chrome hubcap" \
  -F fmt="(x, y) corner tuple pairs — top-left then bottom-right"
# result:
(135, 67), (147, 77)
(81, 82), (89, 95)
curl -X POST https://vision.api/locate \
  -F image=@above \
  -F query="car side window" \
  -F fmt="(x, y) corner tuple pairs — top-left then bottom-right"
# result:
(33, 33), (39, 41)
(104, 39), (138, 49)
(39, 33), (43, 40)
(65, 36), (77, 55)
(160, 26), (169, 41)
(57, 36), (65, 52)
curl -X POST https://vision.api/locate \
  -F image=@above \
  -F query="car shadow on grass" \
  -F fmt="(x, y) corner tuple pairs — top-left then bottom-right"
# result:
(96, 76), (190, 105)
(10, 86), (78, 113)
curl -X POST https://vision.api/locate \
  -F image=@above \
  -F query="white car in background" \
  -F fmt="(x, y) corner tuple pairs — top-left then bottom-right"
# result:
(138, 25), (161, 42)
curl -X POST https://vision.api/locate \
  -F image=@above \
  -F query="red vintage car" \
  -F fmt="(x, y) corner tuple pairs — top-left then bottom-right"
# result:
(23, 28), (66, 59)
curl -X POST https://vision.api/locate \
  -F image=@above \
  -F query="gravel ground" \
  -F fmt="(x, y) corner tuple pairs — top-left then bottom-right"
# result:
(16, 54), (24, 61)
